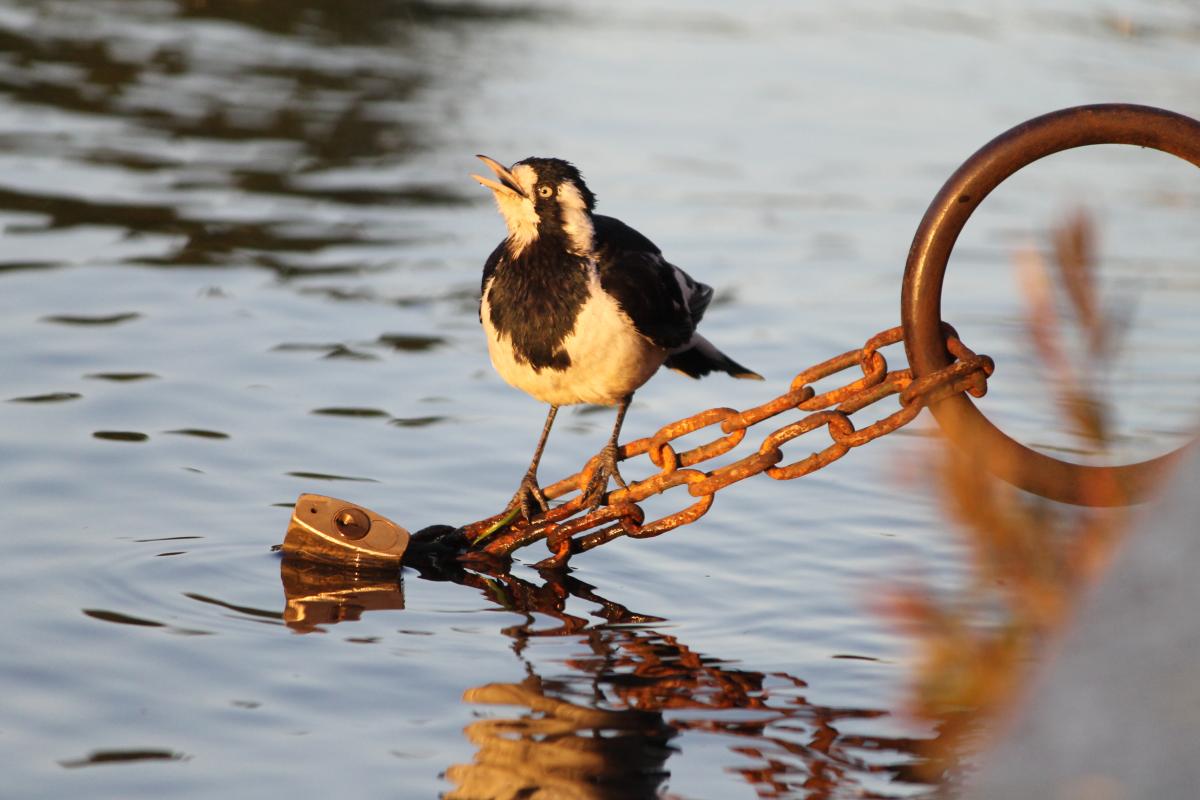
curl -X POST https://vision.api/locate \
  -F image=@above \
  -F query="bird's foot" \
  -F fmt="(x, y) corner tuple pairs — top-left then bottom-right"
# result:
(506, 471), (549, 522)
(582, 442), (628, 511)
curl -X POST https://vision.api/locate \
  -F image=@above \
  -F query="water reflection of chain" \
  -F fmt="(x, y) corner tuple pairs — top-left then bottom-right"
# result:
(280, 558), (942, 799)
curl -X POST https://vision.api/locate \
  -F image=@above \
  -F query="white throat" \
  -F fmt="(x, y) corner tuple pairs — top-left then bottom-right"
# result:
(494, 191), (538, 255)
(492, 163), (540, 256)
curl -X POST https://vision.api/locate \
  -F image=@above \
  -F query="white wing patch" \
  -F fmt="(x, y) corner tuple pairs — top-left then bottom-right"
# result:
(668, 262), (712, 322)
(671, 265), (693, 314)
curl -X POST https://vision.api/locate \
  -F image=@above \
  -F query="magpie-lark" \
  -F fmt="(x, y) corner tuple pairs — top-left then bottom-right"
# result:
(472, 155), (762, 520)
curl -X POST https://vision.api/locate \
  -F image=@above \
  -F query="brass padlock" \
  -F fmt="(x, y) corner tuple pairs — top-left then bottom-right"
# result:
(282, 493), (410, 569)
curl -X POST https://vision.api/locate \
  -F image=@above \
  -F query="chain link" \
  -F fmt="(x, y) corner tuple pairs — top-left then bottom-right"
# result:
(462, 323), (993, 569)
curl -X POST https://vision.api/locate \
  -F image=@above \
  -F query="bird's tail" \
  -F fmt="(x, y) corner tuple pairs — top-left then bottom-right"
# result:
(664, 334), (763, 380)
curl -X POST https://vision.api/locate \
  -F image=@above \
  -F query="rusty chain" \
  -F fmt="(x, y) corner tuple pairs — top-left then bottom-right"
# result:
(462, 323), (993, 569)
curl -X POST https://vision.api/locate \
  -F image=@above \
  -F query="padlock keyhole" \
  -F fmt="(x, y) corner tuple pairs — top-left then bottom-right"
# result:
(334, 507), (371, 540)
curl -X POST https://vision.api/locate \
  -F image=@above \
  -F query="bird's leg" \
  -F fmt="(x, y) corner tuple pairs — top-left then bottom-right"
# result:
(507, 405), (558, 520)
(582, 395), (631, 510)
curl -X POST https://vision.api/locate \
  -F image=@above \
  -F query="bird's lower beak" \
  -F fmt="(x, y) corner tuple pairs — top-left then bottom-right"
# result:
(471, 154), (526, 198)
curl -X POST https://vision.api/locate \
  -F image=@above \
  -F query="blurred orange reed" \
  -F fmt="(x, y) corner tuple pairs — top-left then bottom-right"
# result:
(891, 210), (1141, 783)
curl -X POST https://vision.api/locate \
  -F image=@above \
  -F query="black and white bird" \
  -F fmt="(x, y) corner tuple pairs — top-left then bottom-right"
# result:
(472, 155), (762, 520)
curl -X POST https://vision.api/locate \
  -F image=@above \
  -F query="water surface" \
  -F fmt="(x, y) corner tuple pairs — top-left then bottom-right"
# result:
(1, 1), (1198, 797)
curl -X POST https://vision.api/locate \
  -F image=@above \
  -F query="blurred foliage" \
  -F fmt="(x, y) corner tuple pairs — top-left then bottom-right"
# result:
(893, 211), (1136, 783)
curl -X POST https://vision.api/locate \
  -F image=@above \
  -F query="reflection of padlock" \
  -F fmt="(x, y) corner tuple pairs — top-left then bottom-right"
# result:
(282, 493), (410, 569)
(280, 557), (405, 632)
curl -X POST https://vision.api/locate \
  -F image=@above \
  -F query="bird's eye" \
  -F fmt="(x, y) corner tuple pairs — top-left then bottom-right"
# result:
(536, 185), (554, 198)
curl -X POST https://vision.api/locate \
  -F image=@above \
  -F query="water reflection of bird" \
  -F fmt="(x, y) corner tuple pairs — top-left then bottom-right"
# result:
(472, 155), (762, 519)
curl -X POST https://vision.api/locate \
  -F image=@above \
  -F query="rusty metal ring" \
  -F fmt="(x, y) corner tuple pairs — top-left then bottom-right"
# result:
(902, 103), (1200, 505)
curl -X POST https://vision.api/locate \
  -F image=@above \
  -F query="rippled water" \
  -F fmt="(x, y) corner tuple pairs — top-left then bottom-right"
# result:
(2, 1), (1198, 797)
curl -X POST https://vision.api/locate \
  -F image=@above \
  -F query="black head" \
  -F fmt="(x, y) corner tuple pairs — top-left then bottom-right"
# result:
(473, 154), (599, 253)
(512, 157), (597, 213)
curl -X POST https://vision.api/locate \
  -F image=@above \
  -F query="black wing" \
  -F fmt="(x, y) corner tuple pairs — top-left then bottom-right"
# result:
(593, 215), (714, 350)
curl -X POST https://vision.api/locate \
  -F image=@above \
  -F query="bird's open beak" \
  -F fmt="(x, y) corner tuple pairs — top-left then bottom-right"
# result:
(471, 154), (526, 198)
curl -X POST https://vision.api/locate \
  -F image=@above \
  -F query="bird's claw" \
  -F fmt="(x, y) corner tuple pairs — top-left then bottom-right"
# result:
(506, 471), (549, 521)
(582, 442), (627, 511)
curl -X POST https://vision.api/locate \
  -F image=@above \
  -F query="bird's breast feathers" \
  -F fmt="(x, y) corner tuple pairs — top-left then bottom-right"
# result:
(482, 270), (665, 406)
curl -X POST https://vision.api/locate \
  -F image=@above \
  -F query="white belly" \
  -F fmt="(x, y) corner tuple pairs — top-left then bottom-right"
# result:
(482, 285), (666, 406)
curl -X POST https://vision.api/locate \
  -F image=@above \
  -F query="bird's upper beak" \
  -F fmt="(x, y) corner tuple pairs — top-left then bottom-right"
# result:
(471, 155), (526, 198)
